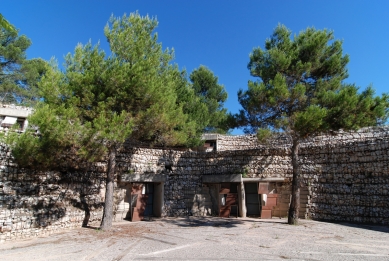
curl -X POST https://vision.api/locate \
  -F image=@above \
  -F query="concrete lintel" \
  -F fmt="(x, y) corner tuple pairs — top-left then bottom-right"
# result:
(202, 174), (242, 183)
(242, 178), (286, 183)
(0, 108), (32, 118)
(121, 173), (167, 183)
(202, 133), (218, 140)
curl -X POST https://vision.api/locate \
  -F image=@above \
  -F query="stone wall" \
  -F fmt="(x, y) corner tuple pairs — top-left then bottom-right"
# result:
(212, 128), (389, 224)
(214, 127), (389, 151)
(117, 146), (291, 217)
(216, 134), (289, 151)
(1, 126), (389, 242)
(300, 129), (389, 224)
(0, 144), (131, 242)
(116, 127), (389, 223)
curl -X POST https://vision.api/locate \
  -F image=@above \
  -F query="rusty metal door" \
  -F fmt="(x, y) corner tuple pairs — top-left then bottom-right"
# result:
(259, 182), (278, 219)
(219, 183), (238, 217)
(130, 183), (153, 221)
(131, 183), (145, 221)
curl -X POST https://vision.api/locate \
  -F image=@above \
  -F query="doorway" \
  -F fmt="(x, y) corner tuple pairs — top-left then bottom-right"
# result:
(219, 182), (239, 217)
(244, 183), (261, 217)
(130, 183), (155, 221)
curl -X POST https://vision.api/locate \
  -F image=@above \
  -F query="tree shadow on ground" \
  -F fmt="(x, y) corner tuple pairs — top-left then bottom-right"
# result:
(334, 221), (389, 234)
(155, 216), (289, 228)
(158, 217), (245, 228)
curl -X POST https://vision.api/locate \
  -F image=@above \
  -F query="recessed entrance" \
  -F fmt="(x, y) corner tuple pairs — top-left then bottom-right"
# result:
(244, 183), (261, 217)
(129, 182), (163, 221)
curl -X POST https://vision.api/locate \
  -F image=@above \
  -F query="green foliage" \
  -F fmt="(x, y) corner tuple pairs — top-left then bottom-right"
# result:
(0, 21), (47, 105)
(0, 14), (16, 33)
(189, 66), (229, 133)
(7, 12), (204, 168)
(256, 128), (272, 143)
(174, 70), (208, 146)
(6, 12), (211, 229)
(104, 12), (198, 147)
(242, 167), (249, 178)
(235, 24), (388, 225)
(6, 101), (83, 168)
(236, 24), (388, 138)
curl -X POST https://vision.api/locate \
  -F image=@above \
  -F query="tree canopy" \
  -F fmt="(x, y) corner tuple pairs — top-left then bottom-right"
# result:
(0, 18), (46, 105)
(0, 13), (16, 33)
(7, 12), (203, 230)
(189, 66), (229, 133)
(235, 24), (389, 225)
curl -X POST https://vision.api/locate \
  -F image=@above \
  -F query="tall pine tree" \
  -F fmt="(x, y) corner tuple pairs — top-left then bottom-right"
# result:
(189, 66), (229, 133)
(236, 24), (388, 225)
(0, 16), (46, 105)
(7, 12), (198, 230)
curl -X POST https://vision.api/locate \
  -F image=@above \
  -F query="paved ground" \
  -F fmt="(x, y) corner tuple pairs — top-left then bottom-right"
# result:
(1, 217), (389, 260)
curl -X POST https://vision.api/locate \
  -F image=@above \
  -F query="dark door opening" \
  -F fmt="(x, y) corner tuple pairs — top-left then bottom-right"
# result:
(245, 183), (261, 217)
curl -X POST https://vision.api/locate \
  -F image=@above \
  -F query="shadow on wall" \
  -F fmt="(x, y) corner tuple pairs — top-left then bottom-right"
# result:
(161, 148), (282, 218)
(0, 166), (106, 232)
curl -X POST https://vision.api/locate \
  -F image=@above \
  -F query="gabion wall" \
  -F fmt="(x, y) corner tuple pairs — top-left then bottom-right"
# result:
(1, 126), (388, 242)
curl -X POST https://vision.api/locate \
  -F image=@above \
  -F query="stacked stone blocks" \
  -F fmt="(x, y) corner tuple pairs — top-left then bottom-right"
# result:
(1, 126), (388, 242)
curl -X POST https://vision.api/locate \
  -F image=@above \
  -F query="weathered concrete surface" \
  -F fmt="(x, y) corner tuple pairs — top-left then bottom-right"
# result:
(0, 105), (33, 118)
(1, 218), (388, 261)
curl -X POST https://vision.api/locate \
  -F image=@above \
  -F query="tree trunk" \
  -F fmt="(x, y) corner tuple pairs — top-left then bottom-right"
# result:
(100, 146), (117, 230)
(288, 138), (300, 225)
(81, 193), (90, 227)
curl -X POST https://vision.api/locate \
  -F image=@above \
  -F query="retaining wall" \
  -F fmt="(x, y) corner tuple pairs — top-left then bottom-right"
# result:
(1, 127), (388, 242)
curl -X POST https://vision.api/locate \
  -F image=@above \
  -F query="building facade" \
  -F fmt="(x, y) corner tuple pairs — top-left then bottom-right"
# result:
(0, 105), (388, 241)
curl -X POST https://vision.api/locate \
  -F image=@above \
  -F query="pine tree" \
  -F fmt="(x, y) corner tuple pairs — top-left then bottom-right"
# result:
(189, 66), (229, 133)
(0, 14), (16, 33)
(0, 17), (46, 105)
(236, 24), (389, 225)
(7, 12), (199, 230)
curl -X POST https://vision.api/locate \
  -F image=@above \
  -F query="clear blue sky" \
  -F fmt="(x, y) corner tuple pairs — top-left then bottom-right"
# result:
(2, 0), (389, 134)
